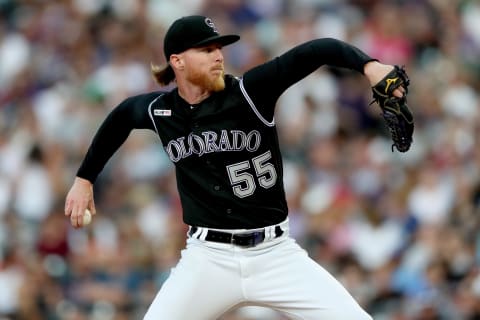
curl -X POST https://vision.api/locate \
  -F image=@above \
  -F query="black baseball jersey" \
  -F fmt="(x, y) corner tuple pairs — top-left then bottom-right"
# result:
(77, 38), (374, 229)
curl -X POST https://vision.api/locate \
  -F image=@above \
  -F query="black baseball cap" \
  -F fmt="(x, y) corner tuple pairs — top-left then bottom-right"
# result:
(163, 15), (240, 61)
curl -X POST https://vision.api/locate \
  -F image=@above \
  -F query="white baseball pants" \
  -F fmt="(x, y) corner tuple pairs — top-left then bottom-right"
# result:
(144, 220), (372, 320)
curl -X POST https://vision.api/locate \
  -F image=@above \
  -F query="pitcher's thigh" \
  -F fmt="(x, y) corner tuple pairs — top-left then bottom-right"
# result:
(143, 245), (242, 320)
(253, 242), (372, 320)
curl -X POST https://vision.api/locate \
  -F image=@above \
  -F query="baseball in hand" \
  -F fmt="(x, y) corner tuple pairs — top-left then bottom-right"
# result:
(83, 209), (92, 225)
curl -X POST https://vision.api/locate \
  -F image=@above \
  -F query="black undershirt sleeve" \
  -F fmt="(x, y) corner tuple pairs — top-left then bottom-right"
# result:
(76, 93), (159, 183)
(242, 38), (376, 120)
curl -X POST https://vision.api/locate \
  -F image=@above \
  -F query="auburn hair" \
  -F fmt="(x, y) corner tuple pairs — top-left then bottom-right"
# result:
(150, 63), (175, 86)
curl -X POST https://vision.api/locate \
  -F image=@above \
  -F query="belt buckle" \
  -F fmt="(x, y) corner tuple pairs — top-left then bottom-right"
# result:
(232, 231), (265, 248)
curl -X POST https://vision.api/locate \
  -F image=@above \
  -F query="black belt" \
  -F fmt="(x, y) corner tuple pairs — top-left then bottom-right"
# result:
(188, 226), (284, 248)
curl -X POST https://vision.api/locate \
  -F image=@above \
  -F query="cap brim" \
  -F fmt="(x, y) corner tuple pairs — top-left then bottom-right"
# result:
(193, 34), (240, 48)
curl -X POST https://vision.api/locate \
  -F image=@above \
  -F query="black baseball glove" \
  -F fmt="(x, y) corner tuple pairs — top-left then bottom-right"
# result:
(371, 65), (414, 152)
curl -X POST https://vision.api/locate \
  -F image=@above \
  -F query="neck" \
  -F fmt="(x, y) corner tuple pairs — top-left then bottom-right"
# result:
(177, 82), (211, 105)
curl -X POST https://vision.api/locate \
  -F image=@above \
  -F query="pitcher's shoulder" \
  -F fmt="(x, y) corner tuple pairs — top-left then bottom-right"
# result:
(122, 91), (168, 105)
(225, 74), (242, 87)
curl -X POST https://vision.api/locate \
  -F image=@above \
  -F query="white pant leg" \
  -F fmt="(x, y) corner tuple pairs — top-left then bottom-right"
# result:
(143, 239), (244, 320)
(241, 237), (373, 320)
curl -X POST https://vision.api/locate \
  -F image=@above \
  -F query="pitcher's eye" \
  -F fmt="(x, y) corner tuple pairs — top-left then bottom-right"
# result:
(203, 44), (223, 53)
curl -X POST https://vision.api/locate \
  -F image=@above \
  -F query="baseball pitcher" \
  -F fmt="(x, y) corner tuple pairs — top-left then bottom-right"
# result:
(65, 15), (413, 320)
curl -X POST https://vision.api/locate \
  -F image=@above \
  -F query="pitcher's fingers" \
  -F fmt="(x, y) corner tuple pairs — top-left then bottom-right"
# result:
(71, 211), (83, 228)
(70, 205), (83, 228)
(393, 88), (404, 98)
(70, 213), (78, 228)
(64, 200), (72, 216)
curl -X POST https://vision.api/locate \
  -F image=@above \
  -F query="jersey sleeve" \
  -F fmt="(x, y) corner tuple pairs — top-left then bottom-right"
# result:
(76, 93), (160, 183)
(241, 38), (376, 120)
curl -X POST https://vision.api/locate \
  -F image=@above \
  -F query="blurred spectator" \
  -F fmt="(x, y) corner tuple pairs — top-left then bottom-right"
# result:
(13, 144), (54, 223)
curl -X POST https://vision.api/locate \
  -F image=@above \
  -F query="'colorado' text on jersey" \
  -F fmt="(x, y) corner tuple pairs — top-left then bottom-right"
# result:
(165, 129), (262, 162)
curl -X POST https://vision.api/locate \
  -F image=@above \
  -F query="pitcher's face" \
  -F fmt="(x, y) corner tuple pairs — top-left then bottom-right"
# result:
(182, 44), (225, 92)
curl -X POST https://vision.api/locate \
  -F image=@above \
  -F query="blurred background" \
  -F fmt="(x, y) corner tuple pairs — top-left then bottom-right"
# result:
(0, 0), (479, 319)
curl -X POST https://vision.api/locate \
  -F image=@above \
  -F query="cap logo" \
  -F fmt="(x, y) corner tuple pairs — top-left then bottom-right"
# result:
(205, 17), (218, 34)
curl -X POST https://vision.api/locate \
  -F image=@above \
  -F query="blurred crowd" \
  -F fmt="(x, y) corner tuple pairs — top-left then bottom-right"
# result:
(0, 0), (479, 319)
